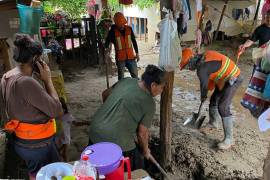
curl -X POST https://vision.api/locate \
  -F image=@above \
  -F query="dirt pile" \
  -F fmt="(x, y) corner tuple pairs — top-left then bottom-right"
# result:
(62, 40), (269, 180)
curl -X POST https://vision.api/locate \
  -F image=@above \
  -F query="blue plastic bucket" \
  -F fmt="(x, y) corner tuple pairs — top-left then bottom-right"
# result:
(17, 4), (43, 35)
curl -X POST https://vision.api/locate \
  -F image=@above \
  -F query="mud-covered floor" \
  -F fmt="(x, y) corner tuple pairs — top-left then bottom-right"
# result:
(62, 39), (270, 179)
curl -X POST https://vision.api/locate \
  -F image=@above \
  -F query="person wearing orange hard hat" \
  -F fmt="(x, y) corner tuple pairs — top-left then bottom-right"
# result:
(180, 48), (243, 150)
(105, 12), (139, 80)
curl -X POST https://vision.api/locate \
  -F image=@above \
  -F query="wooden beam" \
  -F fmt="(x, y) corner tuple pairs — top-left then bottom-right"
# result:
(134, 17), (137, 36)
(144, 18), (147, 42)
(213, 0), (228, 41)
(101, 0), (108, 8)
(139, 18), (142, 40)
(253, 0), (261, 26)
(160, 0), (173, 170)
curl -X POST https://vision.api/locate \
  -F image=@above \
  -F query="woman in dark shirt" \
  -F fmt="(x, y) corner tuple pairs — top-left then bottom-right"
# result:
(0, 34), (63, 179)
(239, 9), (270, 53)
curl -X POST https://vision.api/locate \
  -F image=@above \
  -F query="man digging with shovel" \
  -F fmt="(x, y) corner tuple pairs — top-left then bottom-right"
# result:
(180, 48), (243, 150)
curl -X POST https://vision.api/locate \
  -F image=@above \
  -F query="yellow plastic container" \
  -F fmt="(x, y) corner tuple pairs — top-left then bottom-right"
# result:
(51, 70), (67, 104)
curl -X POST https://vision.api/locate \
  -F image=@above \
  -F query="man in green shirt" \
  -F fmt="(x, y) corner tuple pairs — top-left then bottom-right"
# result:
(89, 65), (166, 170)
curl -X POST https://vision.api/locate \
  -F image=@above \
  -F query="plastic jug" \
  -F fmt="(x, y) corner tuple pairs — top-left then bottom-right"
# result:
(82, 142), (123, 175)
(73, 156), (97, 180)
(105, 157), (131, 180)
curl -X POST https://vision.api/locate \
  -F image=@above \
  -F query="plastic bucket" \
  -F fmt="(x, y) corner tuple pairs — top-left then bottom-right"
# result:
(17, 4), (43, 35)
(81, 142), (123, 175)
(105, 157), (131, 180)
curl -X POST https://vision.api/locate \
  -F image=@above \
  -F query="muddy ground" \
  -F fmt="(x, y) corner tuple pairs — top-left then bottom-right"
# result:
(62, 39), (270, 180)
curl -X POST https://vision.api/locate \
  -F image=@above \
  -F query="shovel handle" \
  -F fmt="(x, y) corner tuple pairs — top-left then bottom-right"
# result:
(197, 101), (204, 116)
(148, 154), (172, 180)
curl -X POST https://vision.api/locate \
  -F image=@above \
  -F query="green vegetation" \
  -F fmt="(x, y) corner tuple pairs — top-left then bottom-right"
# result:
(44, 0), (88, 19)
(43, 0), (156, 18)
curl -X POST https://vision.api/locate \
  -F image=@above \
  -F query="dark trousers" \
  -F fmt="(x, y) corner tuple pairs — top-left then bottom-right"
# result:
(123, 146), (145, 170)
(116, 60), (138, 80)
(209, 76), (243, 117)
(14, 138), (60, 176)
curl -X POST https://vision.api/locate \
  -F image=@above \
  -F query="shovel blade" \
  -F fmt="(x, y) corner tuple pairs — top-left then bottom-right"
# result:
(184, 113), (199, 127)
(194, 115), (206, 129)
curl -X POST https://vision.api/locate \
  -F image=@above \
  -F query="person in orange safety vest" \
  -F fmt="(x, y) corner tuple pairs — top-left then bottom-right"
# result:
(0, 34), (63, 180)
(180, 48), (243, 150)
(105, 12), (139, 80)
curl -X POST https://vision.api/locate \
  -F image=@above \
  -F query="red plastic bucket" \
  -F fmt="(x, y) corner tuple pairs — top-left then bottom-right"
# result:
(105, 157), (131, 180)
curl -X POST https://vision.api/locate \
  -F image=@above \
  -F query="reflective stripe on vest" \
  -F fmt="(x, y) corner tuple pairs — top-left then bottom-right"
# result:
(115, 26), (135, 61)
(116, 37), (122, 50)
(205, 50), (240, 90)
(4, 119), (56, 140)
(214, 58), (230, 82)
(224, 65), (239, 81)
(214, 57), (240, 83)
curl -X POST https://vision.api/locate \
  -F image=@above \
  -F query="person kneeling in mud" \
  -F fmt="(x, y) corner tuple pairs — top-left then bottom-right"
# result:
(88, 65), (166, 170)
(180, 48), (243, 150)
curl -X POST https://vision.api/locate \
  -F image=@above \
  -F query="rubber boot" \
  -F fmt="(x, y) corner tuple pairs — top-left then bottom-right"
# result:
(218, 116), (234, 150)
(202, 106), (219, 131)
(208, 106), (219, 129)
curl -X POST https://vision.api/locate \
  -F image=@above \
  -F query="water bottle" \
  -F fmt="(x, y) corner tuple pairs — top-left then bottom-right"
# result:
(73, 155), (97, 180)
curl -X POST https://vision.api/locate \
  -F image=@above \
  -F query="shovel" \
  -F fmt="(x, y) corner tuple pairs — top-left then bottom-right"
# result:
(104, 49), (110, 89)
(148, 154), (172, 180)
(183, 101), (206, 129)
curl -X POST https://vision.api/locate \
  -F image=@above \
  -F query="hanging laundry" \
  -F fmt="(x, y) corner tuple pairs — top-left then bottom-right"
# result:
(196, 0), (202, 26)
(262, 0), (270, 23)
(232, 9), (243, 20)
(181, 0), (191, 33)
(245, 8), (250, 19)
(173, 0), (182, 19)
(202, 20), (212, 45)
(177, 13), (187, 35)
(186, 0), (192, 20)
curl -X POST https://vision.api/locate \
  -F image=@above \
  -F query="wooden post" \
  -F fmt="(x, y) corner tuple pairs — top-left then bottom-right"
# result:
(160, 0), (173, 169)
(253, 0), (261, 26)
(213, 0), (228, 41)
(130, 17), (133, 29)
(101, 0), (108, 8)
(134, 17), (137, 36)
(144, 18), (147, 42)
(139, 18), (142, 40)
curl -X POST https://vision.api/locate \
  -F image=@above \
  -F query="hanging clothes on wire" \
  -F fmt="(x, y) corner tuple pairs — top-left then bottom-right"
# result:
(179, 0), (191, 34)
(202, 20), (212, 45)
(196, 0), (203, 26)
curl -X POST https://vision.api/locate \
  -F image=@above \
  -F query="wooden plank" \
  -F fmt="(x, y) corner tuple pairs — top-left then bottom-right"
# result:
(213, 0), (228, 41)
(101, 0), (108, 8)
(0, 0), (31, 11)
(144, 18), (147, 42)
(134, 17), (137, 36)
(139, 18), (142, 40)
(70, 27), (75, 60)
(252, 0), (261, 26)
(0, 39), (12, 74)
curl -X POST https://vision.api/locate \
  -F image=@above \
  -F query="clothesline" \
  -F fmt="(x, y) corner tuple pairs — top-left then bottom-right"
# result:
(207, 3), (253, 28)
